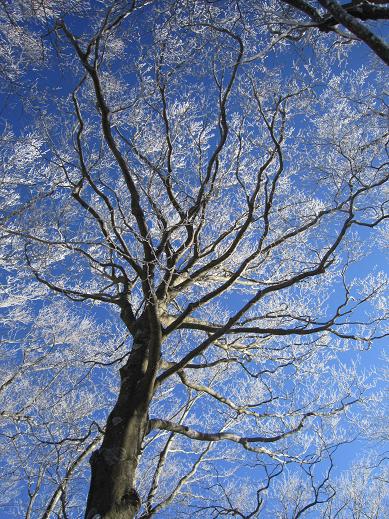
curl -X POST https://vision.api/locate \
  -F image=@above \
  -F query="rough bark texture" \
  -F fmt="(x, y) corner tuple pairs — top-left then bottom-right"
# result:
(85, 325), (154, 519)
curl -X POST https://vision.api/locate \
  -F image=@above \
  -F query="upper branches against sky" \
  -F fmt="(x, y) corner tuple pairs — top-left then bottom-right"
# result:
(281, 0), (389, 65)
(0, 1), (388, 518)
(0, 0), (388, 90)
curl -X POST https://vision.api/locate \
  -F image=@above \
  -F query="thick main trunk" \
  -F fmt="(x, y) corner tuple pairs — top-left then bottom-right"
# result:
(85, 332), (154, 519)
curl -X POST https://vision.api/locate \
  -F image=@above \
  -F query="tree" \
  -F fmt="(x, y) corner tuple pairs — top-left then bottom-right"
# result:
(0, 1), (388, 518)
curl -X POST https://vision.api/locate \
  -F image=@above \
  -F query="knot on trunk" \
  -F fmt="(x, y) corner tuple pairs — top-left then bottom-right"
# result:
(121, 488), (141, 509)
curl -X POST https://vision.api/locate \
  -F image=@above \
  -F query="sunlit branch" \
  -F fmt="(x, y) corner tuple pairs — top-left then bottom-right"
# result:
(41, 436), (102, 519)
(149, 414), (314, 446)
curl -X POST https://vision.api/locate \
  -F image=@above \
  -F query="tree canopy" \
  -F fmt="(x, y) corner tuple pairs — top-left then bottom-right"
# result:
(0, 1), (388, 518)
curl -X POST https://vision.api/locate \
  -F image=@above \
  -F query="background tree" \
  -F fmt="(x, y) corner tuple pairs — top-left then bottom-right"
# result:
(281, 0), (389, 65)
(0, 1), (388, 518)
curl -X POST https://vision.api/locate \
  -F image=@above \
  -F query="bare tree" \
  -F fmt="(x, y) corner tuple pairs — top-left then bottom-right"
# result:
(1, 1), (388, 518)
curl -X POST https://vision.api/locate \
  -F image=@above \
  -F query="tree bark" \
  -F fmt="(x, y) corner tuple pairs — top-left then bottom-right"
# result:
(84, 326), (154, 519)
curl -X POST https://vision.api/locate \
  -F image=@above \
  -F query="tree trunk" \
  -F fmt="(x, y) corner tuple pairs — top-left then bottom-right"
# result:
(85, 327), (154, 519)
